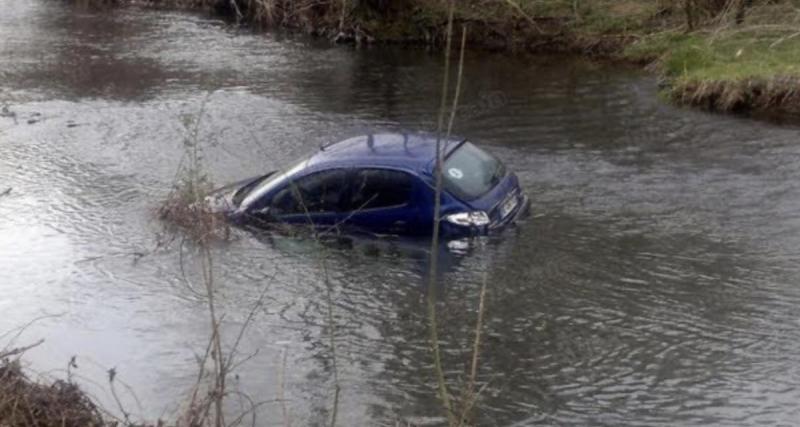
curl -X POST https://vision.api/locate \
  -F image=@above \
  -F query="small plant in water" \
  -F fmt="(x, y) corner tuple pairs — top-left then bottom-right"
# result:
(158, 173), (229, 243)
(158, 107), (229, 243)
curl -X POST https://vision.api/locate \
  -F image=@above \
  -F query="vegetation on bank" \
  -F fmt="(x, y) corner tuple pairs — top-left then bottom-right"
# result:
(624, 1), (800, 116)
(0, 359), (104, 427)
(76, 0), (800, 117)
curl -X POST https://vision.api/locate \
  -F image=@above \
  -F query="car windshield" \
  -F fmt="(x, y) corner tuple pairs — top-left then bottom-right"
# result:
(232, 172), (275, 206)
(442, 141), (506, 201)
(240, 157), (310, 208)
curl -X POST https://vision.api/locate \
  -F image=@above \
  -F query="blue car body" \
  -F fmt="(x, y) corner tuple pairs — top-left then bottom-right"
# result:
(209, 133), (529, 238)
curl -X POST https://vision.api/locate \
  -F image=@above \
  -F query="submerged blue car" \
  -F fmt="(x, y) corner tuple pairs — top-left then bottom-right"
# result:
(208, 133), (529, 238)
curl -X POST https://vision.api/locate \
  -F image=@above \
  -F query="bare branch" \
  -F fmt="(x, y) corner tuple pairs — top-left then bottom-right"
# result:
(0, 339), (44, 360)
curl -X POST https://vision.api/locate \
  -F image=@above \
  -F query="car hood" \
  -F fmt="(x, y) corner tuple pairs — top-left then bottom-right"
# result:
(205, 172), (274, 214)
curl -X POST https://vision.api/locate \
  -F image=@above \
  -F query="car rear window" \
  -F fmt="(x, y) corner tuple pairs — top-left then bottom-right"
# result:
(350, 169), (413, 210)
(443, 142), (506, 201)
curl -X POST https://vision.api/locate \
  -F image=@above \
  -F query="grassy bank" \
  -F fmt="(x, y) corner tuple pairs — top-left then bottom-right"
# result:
(127, 0), (669, 52)
(624, 1), (800, 116)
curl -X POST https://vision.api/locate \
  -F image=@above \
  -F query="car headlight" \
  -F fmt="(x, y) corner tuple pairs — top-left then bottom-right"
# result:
(444, 211), (490, 227)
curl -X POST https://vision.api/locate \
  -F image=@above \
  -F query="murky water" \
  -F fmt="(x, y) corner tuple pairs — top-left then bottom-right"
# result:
(3, 2), (800, 426)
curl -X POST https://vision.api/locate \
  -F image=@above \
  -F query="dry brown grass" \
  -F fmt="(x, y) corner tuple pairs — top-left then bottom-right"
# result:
(157, 187), (230, 244)
(0, 360), (105, 427)
(674, 75), (800, 115)
(157, 99), (231, 245)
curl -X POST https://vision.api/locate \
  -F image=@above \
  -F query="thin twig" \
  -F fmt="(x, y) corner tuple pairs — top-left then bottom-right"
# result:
(770, 30), (800, 48)
(338, 0), (348, 31)
(224, 272), (277, 374)
(199, 244), (226, 427)
(0, 339), (44, 360)
(322, 255), (341, 427)
(279, 347), (291, 427)
(457, 274), (488, 427)
(107, 367), (131, 423)
(447, 27), (468, 142)
(0, 313), (62, 352)
(427, 1), (458, 425)
(283, 159), (342, 427)
(229, 0), (244, 22)
(501, 0), (543, 33)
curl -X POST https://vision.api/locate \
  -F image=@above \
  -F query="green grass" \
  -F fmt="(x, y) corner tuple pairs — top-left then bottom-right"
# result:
(667, 32), (800, 82)
(623, 1), (800, 83)
(624, 31), (695, 63)
(459, 0), (661, 33)
(623, 27), (800, 113)
(572, 0), (661, 34)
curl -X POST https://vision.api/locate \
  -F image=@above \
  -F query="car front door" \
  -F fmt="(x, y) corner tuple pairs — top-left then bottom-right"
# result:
(265, 168), (351, 228)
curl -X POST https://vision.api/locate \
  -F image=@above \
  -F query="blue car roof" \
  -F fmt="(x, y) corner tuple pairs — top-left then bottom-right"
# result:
(306, 133), (464, 174)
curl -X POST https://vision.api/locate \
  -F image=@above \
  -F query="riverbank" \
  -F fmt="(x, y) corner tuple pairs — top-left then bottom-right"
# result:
(0, 357), (106, 427)
(97, 0), (800, 119)
(623, 3), (800, 118)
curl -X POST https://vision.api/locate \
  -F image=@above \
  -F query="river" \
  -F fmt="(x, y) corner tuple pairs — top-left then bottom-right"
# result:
(2, 1), (800, 426)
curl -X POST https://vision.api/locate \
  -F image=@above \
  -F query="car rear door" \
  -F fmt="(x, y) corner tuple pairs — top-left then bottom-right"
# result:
(342, 168), (421, 235)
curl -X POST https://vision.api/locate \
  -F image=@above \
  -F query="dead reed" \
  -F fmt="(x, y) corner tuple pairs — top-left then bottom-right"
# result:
(674, 75), (800, 115)
(157, 104), (230, 244)
(0, 360), (105, 427)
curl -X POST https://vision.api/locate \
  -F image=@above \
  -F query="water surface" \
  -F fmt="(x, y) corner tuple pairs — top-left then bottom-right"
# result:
(2, 2), (800, 425)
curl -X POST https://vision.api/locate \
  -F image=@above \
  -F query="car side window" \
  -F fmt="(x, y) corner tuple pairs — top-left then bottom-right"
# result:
(270, 169), (349, 215)
(269, 186), (299, 214)
(349, 169), (413, 211)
